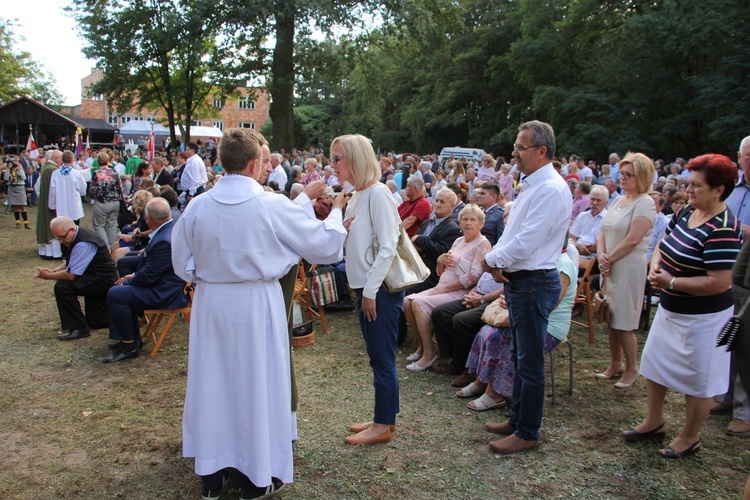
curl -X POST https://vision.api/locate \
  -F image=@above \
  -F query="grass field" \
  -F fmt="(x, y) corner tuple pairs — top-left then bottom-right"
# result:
(0, 203), (748, 499)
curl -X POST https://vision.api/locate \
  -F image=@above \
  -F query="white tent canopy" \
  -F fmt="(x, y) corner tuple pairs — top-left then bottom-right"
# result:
(119, 120), (170, 135)
(174, 125), (223, 139)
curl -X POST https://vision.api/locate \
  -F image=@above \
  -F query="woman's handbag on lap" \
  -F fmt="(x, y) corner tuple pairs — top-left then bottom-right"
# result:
(481, 298), (510, 327)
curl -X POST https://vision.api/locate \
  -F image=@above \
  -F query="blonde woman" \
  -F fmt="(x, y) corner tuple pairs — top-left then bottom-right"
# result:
(332, 134), (403, 446)
(596, 153), (657, 388)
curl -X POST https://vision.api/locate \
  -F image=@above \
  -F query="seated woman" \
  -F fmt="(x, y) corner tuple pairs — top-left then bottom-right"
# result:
(458, 243), (577, 411)
(403, 204), (491, 372)
(112, 190), (153, 261)
(131, 162), (153, 193)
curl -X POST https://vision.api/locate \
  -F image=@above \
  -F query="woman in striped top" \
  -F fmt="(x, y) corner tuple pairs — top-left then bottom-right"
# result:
(623, 154), (741, 459)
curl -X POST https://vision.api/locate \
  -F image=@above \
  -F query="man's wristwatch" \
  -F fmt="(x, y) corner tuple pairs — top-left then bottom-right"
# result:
(480, 295), (486, 305)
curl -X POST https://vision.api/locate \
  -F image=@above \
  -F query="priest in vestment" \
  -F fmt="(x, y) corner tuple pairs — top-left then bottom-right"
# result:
(36, 150), (63, 259)
(172, 127), (347, 498)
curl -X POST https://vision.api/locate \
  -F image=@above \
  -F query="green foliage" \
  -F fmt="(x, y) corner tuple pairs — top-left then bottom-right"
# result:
(0, 19), (64, 105)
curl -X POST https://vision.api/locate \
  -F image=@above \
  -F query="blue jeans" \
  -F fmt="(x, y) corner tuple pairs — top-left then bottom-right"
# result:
(354, 286), (404, 425)
(506, 270), (561, 441)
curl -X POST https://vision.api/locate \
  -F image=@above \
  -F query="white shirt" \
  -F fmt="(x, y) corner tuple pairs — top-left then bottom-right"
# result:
(392, 191), (403, 206)
(48, 167), (87, 221)
(485, 163), (572, 272)
(269, 165), (287, 187)
(578, 166), (594, 182)
(326, 174), (339, 187)
(570, 208), (607, 246)
(113, 162), (126, 177)
(181, 154), (208, 195)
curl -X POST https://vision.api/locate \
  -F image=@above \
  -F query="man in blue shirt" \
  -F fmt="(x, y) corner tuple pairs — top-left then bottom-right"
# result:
(34, 217), (117, 340)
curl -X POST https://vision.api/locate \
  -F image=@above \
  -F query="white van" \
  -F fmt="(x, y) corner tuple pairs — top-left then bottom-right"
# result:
(438, 146), (487, 165)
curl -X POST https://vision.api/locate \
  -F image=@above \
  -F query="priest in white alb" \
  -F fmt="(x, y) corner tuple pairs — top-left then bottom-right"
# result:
(172, 127), (348, 499)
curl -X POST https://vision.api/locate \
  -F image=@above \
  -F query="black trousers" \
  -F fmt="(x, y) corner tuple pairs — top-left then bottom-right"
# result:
(432, 298), (488, 370)
(54, 279), (113, 331)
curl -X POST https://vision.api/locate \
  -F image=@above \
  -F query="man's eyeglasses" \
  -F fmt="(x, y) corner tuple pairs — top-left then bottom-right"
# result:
(513, 144), (540, 152)
(620, 171), (635, 180)
(330, 155), (345, 165)
(54, 228), (74, 242)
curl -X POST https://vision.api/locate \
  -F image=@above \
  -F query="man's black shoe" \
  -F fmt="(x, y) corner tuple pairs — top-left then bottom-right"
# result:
(109, 340), (144, 351)
(58, 329), (91, 341)
(239, 477), (286, 500)
(99, 349), (139, 363)
(324, 299), (355, 312)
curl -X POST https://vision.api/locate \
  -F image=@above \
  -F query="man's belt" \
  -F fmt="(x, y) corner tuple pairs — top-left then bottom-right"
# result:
(502, 269), (555, 281)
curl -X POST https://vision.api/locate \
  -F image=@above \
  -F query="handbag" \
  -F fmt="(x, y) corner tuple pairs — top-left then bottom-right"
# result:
(368, 190), (430, 293)
(716, 294), (750, 351)
(481, 298), (510, 327)
(593, 275), (610, 324)
(308, 266), (338, 307)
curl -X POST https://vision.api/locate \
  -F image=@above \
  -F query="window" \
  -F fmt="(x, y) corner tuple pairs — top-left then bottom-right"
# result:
(146, 116), (156, 122)
(191, 120), (202, 126)
(122, 116), (132, 123)
(107, 114), (119, 126)
(239, 122), (256, 130)
(133, 116), (144, 121)
(213, 121), (224, 131)
(238, 97), (256, 110)
(213, 98), (223, 108)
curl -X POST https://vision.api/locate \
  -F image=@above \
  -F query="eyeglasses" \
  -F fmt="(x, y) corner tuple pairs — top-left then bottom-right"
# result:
(620, 171), (635, 180)
(54, 228), (74, 241)
(330, 155), (345, 165)
(513, 144), (540, 152)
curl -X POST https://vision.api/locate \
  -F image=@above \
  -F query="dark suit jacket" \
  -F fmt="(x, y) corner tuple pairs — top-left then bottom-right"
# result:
(154, 169), (176, 190)
(126, 220), (189, 309)
(412, 217), (462, 290)
(482, 204), (505, 246)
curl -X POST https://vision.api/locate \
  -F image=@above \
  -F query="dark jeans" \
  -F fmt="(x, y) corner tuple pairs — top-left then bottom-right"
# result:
(506, 270), (561, 441)
(54, 279), (112, 331)
(354, 286), (404, 425)
(432, 298), (488, 369)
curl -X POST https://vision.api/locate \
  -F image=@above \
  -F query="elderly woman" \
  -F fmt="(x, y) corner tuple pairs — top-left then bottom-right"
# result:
(112, 190), (153, 260)
(477, 154), (496, 182)
(671, 191), (688, 214)
(571, 182), (591, 223)
(596, 153), (657, 388)
(459, 245), (576, 411)
(623, 154), (741, 458)
(332, 134), (403, 446)
(89, 151), (123, 249)
(301, 157), (321, 185)
(403, 204), (491, 371)
(496, 163), (514, 202)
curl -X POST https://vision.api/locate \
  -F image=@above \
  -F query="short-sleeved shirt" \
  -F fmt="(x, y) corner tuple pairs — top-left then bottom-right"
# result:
(398, 195), (431, 237)
(659, 206), (741, 314)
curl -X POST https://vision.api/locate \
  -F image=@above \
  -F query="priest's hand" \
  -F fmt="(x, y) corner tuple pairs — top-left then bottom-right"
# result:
(302, 179), (326, 200)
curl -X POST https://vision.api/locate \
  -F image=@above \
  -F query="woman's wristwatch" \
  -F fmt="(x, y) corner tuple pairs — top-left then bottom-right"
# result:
(669, 277), (677, 291)
(480, 295), (486, 305)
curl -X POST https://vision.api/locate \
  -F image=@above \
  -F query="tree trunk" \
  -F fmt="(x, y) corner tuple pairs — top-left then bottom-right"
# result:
(270, 2), (295, 151)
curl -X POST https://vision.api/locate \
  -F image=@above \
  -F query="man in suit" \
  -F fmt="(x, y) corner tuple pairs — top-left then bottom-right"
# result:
(34, 216), (118, 340)
(24, 165), (39, 206)
(152, 157), (176, 190)
(473, 182), (505, 246)
(397, 187), (462, 344)
(100, 198), (189, 363)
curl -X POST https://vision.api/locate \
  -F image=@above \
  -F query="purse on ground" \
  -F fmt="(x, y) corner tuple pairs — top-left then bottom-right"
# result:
(593, 275), (610, 324)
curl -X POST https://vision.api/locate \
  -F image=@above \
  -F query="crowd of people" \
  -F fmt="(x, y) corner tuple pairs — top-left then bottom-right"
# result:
(4, 123), (750, 498)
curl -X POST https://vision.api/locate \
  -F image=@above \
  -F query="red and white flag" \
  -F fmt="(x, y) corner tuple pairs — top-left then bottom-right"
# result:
(86, 133), (91, 157)
(27, 130), (38, 159)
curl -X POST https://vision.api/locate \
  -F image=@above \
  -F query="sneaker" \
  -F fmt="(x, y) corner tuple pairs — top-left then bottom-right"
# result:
(239, 477), (286, 500)
(201, 470), (230, 500)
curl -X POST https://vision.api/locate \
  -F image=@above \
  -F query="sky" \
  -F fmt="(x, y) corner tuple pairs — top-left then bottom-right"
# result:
(5, 1), (97, 106)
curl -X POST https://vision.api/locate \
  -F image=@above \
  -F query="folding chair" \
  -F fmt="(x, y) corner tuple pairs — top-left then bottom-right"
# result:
(142, 283), (193, 357)
(293, 262), (328, 335)
(571, 258), (597, 344)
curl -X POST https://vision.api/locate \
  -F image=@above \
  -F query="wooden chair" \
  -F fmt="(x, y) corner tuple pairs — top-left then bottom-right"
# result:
(571, 258), (597, 344)
(142, 283), (193, 357)
(293, 262), (328, 335)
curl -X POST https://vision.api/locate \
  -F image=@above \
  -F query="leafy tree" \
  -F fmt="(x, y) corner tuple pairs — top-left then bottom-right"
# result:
(0, 19), (64, 105)
(69, 0), (240, 146)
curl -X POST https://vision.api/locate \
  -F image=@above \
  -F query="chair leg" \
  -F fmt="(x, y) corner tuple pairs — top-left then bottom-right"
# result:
(151, 312), (178, 357)
(143, 313), (165, 345)
(566, 341), (574, 396)
(549, 349), (557, 407)
(585, 286), (595, 344)
(318, 305), (328, 335)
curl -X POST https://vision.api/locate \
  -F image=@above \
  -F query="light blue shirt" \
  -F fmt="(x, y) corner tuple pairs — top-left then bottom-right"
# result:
(66, 228), (97, 276)
(725, 174), (750, 227)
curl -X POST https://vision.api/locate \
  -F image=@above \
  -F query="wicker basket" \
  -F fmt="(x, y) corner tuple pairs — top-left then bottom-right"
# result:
(292, 331), (315, 348)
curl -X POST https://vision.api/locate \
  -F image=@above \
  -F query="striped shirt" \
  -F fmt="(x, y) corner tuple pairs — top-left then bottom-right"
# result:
(659, 205), (741, 314)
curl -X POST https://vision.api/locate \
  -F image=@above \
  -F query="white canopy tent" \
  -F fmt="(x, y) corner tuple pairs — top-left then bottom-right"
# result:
(119, 120), (170, 141)
(173, 125), (223, 140)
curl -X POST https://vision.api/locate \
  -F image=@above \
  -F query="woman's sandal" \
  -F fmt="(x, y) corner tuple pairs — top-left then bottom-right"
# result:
(455, 382), (485, 398)
(467, 394), (507, 411)
(660, 439), (701, 459)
